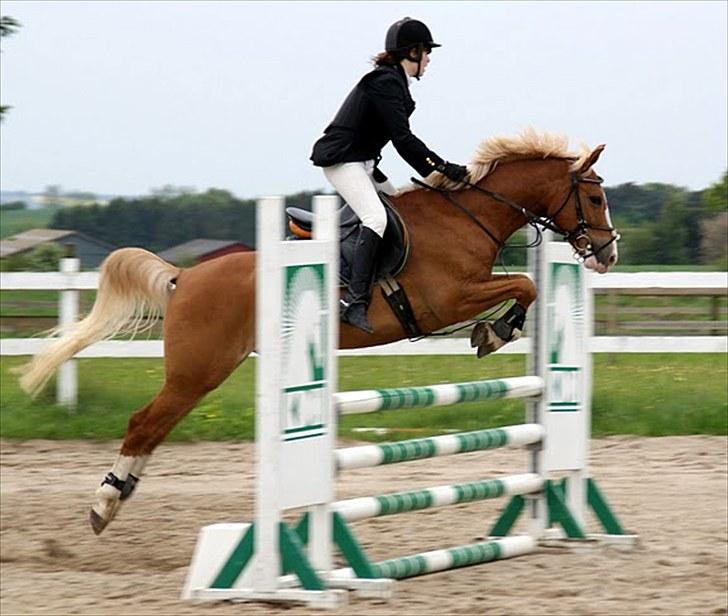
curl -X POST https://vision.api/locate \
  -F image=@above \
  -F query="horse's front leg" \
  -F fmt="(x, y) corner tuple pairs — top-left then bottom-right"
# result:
(464, 274), (537, 358)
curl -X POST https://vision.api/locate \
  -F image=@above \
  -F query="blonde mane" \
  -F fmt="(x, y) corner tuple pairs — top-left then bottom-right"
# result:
(403, 128), (592, 193)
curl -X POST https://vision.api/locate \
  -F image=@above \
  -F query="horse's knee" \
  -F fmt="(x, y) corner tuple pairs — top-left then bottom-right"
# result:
(515, 277), (538, 305)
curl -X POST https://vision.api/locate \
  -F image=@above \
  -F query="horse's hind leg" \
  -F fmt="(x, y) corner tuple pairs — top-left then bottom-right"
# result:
(89, 342), (252, 535)
(89, 383), (209, 535)
(89, 254), (256, 535)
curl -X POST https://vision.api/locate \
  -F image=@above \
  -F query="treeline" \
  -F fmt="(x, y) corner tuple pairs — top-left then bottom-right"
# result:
(50, 174), (727, 267)
(51, 188), (324, 253)
(607, 175), (726, 266)
(53, 189), (260, 252)
(0, 201), (26, 211)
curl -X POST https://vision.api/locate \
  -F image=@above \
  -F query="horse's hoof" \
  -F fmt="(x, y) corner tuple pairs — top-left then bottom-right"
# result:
(477, 343), (493, 358)
(476, 323), (504, 358)
(470, 322), (488, 348)
(89, 508), (108, 535)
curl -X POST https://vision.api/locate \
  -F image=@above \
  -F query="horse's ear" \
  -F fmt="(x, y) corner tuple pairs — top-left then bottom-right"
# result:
(576, 144), (606, 174)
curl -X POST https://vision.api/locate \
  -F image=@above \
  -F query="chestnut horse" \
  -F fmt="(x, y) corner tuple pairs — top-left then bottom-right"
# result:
(17, 131), (619, 535)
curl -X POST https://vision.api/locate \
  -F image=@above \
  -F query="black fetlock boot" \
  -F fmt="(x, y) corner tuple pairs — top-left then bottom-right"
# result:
(340, 227), (381, 334)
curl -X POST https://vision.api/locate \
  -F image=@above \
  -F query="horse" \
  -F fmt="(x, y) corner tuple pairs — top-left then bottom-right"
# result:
(16, 130), (619, 535)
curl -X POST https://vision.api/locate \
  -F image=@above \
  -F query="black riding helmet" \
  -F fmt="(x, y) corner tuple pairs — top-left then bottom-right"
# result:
(385, 17), (441, 54)
(385, 17), (440, 81)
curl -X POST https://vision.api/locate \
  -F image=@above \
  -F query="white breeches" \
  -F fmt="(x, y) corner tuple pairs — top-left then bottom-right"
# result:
(323, 160), (396, 238)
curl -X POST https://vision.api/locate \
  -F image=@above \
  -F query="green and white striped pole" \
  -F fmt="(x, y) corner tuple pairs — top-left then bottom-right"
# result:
(334, 375), (544, 415)
(331, 535), (537, 580)
(335, 423), (544, 470)
(332, 473), (543, 522)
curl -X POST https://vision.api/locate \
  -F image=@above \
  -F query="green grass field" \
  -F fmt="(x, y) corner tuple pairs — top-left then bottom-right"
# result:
(1, 354), (725, 442)
(0, 208), (56, 239)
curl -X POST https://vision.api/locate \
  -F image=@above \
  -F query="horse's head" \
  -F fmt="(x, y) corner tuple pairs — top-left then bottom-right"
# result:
(411, 131), (620, 272)
(548, 144), (619, 273)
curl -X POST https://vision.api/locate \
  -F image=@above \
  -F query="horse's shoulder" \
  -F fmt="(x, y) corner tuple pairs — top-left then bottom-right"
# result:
(390, 188), (428, 214)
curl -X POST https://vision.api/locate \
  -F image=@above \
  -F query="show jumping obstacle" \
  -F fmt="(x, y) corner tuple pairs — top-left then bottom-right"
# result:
(181, 197), (633, 608)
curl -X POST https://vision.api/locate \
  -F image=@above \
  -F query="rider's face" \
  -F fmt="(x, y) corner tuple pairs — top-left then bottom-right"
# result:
(403, 47), (431, 78)
(418, 48), (431, 76)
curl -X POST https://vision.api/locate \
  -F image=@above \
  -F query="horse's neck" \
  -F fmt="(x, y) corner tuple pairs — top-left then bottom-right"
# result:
(476, 159), (567, 243)
(390, 158), (566, 259)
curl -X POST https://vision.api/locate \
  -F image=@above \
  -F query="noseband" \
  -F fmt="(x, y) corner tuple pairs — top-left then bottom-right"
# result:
(412, 172), (620, 262)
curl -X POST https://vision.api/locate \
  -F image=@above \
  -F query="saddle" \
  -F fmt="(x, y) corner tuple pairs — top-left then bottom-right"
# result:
(286, 195), (422, 338)
(286, 194), (411, 286)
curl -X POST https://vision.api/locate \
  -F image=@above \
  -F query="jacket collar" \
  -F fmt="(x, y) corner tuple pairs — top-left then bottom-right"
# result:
(394, 63), (412, 86)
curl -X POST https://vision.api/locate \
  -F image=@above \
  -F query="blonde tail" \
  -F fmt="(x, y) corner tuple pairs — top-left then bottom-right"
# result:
(17, 248), (180, 397)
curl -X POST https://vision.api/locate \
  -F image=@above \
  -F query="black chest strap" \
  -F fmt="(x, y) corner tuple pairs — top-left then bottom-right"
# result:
(379, 274), (423, 339)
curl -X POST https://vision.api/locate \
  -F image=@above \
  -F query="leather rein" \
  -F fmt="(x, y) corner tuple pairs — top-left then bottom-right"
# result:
(412, 172), (620, 262)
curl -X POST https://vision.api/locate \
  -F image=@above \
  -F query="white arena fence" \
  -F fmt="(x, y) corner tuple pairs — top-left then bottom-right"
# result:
(1, 261), (726, 408)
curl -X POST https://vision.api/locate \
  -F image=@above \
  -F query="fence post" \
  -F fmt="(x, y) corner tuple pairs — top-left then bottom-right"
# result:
(711, 295), (721, 336)
(606, 289), (619, 365)
(606, 289), (619, 336)
(57, 251), (80, 409)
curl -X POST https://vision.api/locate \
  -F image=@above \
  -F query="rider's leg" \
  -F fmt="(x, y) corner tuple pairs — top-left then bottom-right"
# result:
(339, 226), (381, 333)
(323, 161), (386, 333)
(324, 161), (387, 235)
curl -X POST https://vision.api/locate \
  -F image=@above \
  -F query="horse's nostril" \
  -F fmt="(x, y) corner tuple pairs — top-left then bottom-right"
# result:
(608, 253), (617, 265)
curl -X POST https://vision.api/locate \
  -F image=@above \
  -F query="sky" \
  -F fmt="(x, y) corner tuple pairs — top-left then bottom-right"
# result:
(1, 1), (726, 199)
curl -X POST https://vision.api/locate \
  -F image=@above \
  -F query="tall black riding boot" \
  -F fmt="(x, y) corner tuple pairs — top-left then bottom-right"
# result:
(340, 227), (381, 334)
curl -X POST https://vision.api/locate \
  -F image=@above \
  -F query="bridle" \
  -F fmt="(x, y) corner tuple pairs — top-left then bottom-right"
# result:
(412, 172), (620, 262)
(537, 173), (621, 261)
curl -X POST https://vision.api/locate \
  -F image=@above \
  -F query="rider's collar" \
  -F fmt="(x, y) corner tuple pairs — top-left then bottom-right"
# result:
(395, 63), (412, 85)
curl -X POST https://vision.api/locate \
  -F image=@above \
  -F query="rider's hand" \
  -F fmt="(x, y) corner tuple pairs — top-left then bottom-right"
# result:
(437, 161), (469, 183)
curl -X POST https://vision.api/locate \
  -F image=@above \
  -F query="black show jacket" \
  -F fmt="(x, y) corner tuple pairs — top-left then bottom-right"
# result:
(310, 64), (444, 177)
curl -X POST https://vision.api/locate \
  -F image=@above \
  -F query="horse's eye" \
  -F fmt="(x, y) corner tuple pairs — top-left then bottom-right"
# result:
(589, 196), (602, 206)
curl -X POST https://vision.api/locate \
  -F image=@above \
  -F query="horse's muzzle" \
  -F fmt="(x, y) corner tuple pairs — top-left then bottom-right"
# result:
(584, 236), (619, 273)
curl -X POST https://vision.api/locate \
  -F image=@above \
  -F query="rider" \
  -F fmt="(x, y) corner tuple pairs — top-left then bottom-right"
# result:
(310, 17), (469, 334)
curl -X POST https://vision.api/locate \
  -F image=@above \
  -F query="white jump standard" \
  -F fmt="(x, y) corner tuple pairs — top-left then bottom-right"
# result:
(182, 198), (634, 608)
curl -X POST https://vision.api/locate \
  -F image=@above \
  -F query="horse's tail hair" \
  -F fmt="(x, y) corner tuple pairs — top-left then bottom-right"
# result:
(17, 248), (180, 398)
